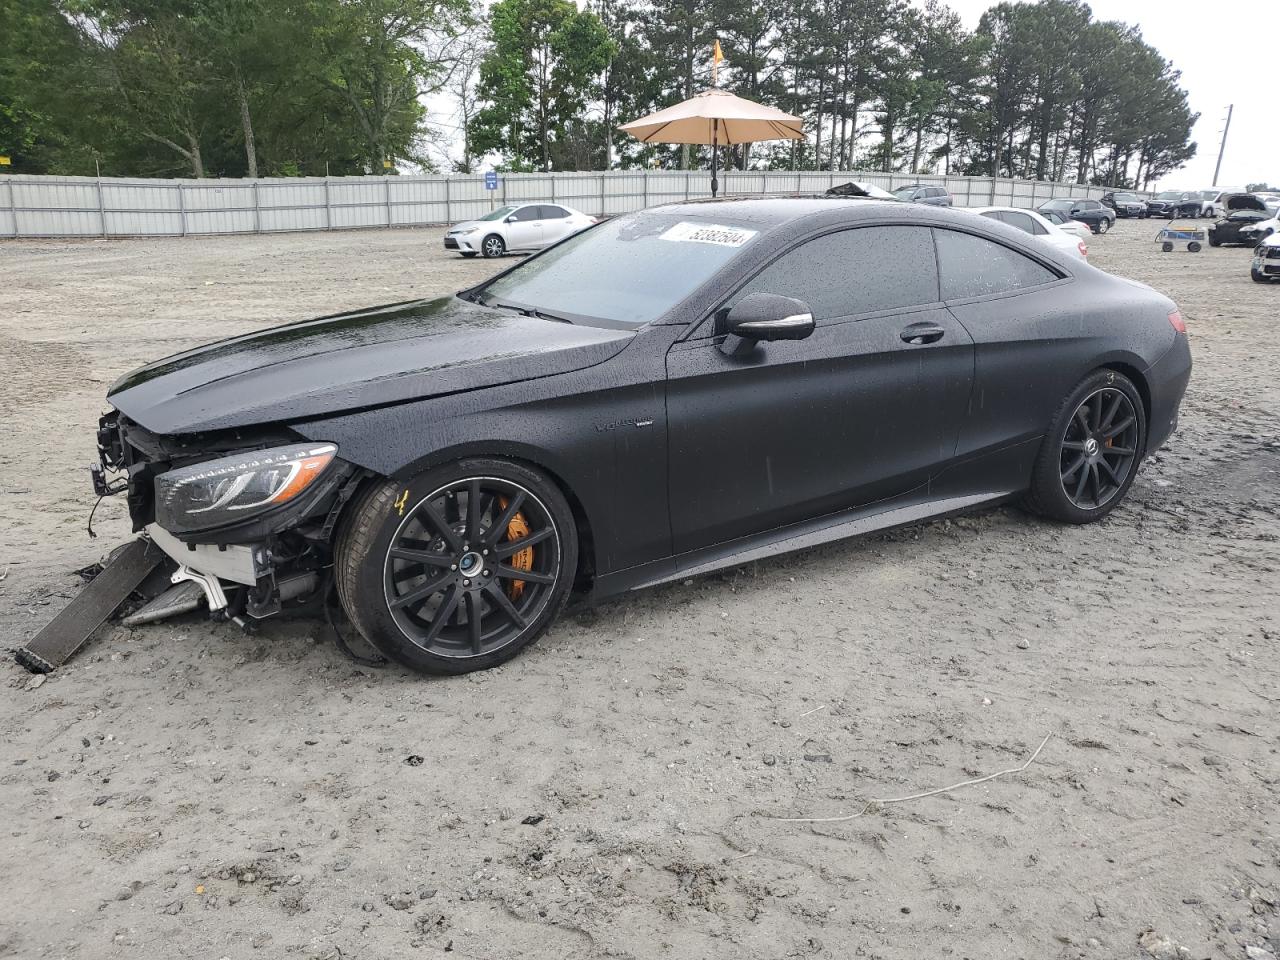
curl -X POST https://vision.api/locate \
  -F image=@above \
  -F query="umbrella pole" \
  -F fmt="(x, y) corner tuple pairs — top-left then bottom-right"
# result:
(711, 123), (719, 198)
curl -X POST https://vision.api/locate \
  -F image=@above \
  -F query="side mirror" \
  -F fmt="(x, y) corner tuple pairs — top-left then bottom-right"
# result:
(505, 215), (518, 223)
(723, 293), (815, 342)
(1070, 206), (1082, 215)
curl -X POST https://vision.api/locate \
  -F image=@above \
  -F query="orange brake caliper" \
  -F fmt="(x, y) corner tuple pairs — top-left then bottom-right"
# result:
(497, 496), (534, 600)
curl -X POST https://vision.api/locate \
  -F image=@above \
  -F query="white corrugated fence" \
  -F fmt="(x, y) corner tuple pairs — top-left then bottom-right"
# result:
(0, 170), (1126, 239)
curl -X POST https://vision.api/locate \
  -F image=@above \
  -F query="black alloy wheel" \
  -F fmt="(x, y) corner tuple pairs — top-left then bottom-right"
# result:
(1058, 388), (1140, 511)
(336, 459), (577, 674)
(383, 477), (559, 657)
(1025, 369), (1147, 524)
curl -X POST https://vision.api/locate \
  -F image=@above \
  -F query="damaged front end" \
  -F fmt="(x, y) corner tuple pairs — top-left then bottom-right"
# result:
(95, 411), (361, 624)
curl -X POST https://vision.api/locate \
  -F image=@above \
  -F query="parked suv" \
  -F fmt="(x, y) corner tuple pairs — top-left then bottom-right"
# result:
(892, 184), (952, 206)
(1146, 191), (1202, 219)
(1101, 191), (1147, 218)
(1038, 198), (1116, 234)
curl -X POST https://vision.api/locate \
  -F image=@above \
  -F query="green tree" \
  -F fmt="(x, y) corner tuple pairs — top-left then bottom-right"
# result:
(472, 0), (614, 171)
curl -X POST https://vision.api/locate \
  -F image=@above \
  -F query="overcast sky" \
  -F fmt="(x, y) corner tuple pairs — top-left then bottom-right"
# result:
(944, 0), (1272, 190)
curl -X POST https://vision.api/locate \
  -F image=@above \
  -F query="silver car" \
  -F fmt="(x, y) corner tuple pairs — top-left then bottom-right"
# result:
(444, 203), (597, 258)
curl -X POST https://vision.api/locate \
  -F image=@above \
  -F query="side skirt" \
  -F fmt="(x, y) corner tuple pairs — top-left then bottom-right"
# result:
(587, 487), (1018, 601)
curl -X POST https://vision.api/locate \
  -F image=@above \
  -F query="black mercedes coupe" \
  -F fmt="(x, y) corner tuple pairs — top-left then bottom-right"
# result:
(95, 198), (1191, 674)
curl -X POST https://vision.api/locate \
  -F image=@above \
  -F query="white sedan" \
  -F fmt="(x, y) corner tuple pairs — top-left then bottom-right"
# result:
(969, 205), (1089, 260)
(444, 203), (597, 258)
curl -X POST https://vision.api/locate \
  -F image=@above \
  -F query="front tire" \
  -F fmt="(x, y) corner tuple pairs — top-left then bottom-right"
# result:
(1254, 267), (1269, 283)
(481, 234), (506, 258)
(1024, 370), (1146, 524)
(335, 459), (577, 675)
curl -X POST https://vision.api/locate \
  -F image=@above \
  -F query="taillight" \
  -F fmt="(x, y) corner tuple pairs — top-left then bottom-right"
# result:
(1078, 240), (1088, 258)
(1168, 309), (1186, 334)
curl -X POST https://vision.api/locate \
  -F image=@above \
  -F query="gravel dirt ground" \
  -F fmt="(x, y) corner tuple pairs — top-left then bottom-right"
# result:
(1, 217), (1277, 960)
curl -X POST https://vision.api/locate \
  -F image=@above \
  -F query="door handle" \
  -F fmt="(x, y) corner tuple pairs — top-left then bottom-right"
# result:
(900, 322), (945, 345)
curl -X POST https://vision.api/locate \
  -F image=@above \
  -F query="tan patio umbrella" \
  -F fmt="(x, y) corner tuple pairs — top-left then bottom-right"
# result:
(618, 88), (804, 198)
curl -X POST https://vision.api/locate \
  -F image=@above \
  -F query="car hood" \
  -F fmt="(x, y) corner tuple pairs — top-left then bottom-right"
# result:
(1225, 195), (1267, 212)
(108, 296), (634, 434)
(446, 220), (484, 234)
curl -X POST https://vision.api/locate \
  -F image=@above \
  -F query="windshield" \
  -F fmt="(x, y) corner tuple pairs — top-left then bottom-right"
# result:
(478, 205), (517, 222)
(1114, 193), (1140, 202)
(1156, 191), (1182, 200)
(892, 186), (920, 198)
(476, 210), (762, 327)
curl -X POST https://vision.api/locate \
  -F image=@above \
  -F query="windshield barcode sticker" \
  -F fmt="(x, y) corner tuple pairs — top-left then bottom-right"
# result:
(659, 222), (757, 247)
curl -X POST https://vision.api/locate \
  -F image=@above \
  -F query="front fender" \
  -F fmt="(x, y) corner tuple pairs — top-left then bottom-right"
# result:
(291, 352), (673, 578)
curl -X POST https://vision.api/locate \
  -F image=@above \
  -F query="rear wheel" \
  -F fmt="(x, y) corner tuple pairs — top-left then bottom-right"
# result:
(1025, 370), (1146, 524)
(481, 234), (506, 258)
(1096, 219), (1109, 235)
(1161, 241), (1174, 252)
(336, 459), (577, 674)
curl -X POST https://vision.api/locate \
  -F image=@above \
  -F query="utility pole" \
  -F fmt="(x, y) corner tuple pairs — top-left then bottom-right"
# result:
(1212, 104), (1232, 186)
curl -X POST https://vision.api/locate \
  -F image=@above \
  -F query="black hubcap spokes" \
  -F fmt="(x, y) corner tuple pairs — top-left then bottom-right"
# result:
(1059, 388), (1139, 510)
(384, 479), (559, 657)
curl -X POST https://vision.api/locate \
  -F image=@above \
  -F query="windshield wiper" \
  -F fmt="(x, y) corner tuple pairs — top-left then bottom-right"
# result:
(527, 308), (573, 324)
(480, 298), (573, 324)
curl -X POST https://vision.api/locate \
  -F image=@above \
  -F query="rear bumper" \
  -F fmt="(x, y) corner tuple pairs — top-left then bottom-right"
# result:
(1144, 334), (1192, 454)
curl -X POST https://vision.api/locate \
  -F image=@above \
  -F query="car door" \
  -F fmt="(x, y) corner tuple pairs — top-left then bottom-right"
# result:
(503, 206), (544, 250)
(536, 205), (574, 245)
(932, 226), (1084, 464)
(665, 224), (975, 556)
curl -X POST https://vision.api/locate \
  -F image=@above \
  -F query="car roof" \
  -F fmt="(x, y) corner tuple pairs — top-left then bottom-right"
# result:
(648, 195), (968, 229)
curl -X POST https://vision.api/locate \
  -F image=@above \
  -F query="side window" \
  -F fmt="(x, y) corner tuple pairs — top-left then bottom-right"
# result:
(934, 229), (1059, 300)
(732, 226), (938, 322)
(1002, 211), (1036, 235)
(541, 205), (569, 219)
(509, 206), (536, 222)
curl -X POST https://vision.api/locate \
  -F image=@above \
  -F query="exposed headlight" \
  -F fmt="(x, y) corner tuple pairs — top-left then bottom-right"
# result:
(456, 227), (479, 235)
(155, 443), (337, 533)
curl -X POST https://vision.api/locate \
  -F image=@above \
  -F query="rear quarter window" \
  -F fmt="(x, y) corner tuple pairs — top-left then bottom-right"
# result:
(934, 229), (1060, 300)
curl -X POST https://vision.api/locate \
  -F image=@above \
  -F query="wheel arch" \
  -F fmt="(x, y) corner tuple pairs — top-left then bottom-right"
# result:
(340, 440), (600, 593)
(1097, 360), (1151, 437)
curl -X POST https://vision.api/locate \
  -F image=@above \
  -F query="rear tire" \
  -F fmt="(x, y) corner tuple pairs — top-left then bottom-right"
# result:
(1096, 219), (1109, 235)
(335, 459), (577, 675)
(1161, 241), (1174, 252)
(1024, 369), (1146, 525)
